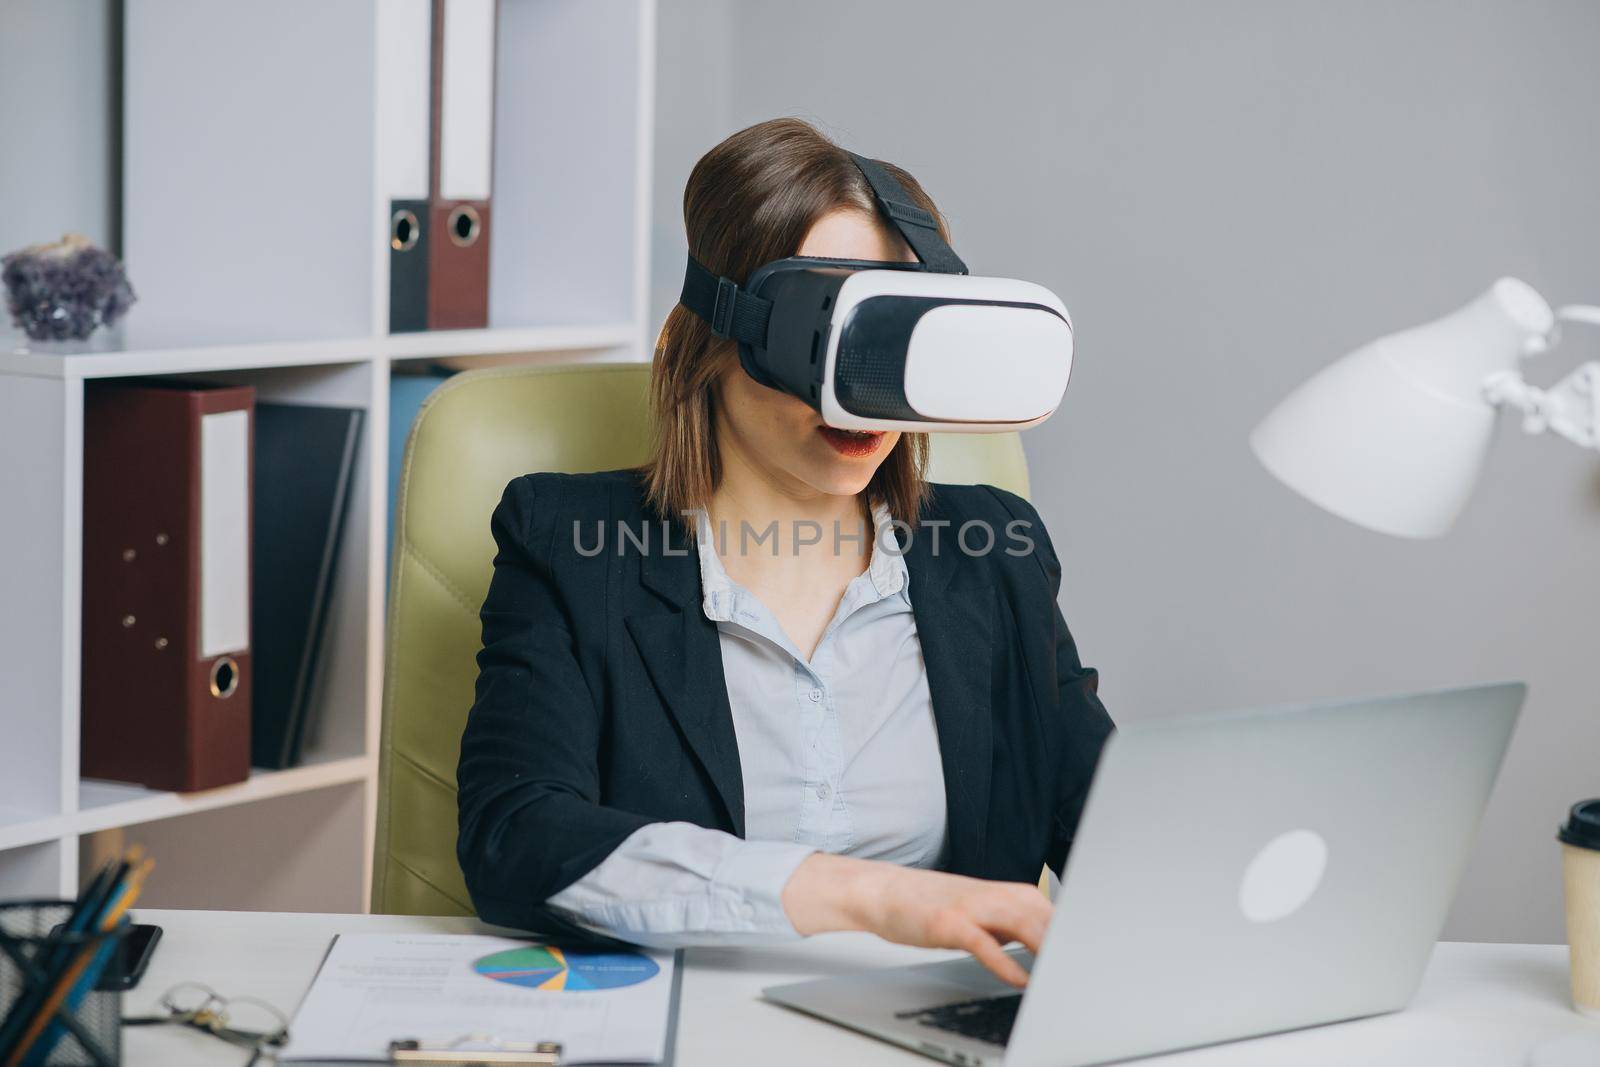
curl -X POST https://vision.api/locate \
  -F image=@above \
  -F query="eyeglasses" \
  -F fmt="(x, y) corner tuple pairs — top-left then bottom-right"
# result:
(124, 982), (288, 1064)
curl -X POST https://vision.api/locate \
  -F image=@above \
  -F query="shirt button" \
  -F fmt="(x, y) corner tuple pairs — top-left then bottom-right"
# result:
(808, 687), (823, 702)
(815, 782), (830, 800)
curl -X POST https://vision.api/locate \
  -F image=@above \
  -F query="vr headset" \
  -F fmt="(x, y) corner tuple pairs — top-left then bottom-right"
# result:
(679, 152), (1074, 433)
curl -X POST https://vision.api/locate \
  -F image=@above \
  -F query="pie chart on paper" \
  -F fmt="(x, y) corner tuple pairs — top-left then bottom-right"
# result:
(472, 945), (660, 991)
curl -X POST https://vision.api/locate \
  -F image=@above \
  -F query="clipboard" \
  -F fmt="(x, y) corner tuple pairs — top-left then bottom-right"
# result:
(388, 1036), (563, 1065)
(283, 937), (685, 1067)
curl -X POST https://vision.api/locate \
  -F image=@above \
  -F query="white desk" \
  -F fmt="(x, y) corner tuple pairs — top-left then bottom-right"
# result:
(124, 909), (1597, 1066)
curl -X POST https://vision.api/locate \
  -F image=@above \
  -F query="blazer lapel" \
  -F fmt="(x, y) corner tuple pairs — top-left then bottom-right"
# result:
(625, 506), (746, 836)
(904, 518), (996, 876)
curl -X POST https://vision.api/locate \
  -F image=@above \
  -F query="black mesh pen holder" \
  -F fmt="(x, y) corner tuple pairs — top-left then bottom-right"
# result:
(0, 900), (125, 1067)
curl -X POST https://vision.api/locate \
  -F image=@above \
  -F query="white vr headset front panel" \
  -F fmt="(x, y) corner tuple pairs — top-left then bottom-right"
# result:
(817, 270), (1075, 433)
(903, 304), (1075, 424)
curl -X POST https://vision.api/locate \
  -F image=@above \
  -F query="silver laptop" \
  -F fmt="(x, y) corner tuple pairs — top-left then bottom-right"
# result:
(763, 682), (1524, 1067)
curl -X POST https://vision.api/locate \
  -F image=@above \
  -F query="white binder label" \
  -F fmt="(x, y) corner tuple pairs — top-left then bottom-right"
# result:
(439, 0), (495, 200)
(378, 0), (433, 199)
(200, 409), (250, 657)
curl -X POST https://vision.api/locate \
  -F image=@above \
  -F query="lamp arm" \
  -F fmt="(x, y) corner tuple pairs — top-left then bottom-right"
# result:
(1482, 306), (1600, 451)
(1555, 304), (1600, 328)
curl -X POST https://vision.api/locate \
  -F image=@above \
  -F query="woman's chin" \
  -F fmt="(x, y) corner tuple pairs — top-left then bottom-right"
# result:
(798, 458), (878, 499)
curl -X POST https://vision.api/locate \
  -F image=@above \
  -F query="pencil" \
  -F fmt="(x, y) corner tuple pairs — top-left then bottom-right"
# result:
(5, 855), (154, 1067)
(0, 859), (115, 1056)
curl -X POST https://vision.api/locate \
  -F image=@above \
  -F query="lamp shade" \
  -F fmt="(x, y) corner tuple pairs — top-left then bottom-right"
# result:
(1250, 278), (1554, 538)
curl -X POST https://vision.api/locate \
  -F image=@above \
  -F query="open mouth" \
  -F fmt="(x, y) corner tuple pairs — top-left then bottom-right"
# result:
(817, 426), (885, 457)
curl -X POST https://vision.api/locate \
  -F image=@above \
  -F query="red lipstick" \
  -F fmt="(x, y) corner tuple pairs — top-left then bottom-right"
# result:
(817, 426), (885, 457)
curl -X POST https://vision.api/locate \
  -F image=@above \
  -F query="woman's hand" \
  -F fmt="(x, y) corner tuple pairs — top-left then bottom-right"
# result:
(781, 853), (1051, 987)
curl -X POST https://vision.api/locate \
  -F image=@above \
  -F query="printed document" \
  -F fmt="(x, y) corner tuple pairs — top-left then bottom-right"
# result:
(279, 933), (677, 1064)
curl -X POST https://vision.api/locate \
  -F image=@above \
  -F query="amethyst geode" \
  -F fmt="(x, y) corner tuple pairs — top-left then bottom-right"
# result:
(2, 234), (136, 342)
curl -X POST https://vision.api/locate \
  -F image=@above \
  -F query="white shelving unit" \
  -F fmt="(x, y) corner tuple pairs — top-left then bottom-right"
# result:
(0, 0), (655, 910)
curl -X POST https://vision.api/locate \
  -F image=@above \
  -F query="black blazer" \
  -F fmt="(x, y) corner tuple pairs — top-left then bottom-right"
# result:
(457, 470), (1114, 936)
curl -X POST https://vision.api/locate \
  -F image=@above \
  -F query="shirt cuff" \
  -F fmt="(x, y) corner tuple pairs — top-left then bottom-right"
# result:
(543, 823), (817, 946)
(709, 839), (817, 936)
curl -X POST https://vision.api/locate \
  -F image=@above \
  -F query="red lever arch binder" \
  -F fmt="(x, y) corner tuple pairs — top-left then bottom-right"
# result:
(426, 0), (496, 330)
(81, 381), (255, 793)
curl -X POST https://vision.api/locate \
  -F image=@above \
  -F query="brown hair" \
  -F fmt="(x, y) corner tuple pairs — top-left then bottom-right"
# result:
(642, 117), (952, 528)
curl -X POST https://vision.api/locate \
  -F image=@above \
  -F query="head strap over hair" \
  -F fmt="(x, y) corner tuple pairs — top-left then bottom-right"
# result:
(846, 153), (968, 275)
(679, 152), (967, 345)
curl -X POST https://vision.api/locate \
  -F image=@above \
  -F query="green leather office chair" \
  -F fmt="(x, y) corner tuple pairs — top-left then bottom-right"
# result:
(372, 361), (1030, 915)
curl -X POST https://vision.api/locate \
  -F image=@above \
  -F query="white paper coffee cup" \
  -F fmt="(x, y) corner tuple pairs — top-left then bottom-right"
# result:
(1558, 799), (1600, 1017)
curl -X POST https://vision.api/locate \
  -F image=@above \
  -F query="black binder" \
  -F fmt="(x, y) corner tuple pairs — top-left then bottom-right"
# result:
(389, 199), (430, 333)
(250, 403), (364, 769)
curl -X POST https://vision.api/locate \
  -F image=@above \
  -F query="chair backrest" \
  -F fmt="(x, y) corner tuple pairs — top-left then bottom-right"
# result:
(372, 361), (1030, 914)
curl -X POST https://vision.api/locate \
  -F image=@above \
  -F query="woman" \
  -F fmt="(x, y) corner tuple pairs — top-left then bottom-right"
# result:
(457, 118), (1112, 988)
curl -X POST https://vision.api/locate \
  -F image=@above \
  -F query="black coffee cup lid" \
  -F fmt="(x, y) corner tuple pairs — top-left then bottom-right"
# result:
(1558, 799), (1600, 851)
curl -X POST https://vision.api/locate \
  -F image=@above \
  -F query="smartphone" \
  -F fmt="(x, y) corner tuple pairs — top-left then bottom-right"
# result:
(104, 922), (162, 990)
(50, 922), (162, 991)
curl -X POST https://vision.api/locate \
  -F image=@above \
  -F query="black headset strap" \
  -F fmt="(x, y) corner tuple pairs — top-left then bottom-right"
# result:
(680, 254), (772, 345)
(679, 151), (967, 343)
(847, 152), (968, 275)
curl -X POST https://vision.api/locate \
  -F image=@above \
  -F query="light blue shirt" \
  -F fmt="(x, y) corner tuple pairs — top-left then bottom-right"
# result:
(545, 505), (948, 946)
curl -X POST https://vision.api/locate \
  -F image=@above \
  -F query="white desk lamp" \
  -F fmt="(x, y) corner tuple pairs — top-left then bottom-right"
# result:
(1251, 277), (1600, 538)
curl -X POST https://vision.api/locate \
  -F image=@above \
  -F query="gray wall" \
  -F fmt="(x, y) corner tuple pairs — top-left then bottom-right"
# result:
(0, 1), (119, 255)
(650, 0), (736, 334)
(653, 0), (1600, 944)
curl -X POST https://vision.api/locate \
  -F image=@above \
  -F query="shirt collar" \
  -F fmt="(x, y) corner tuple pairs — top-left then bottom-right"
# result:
(694, 502), (908, 623)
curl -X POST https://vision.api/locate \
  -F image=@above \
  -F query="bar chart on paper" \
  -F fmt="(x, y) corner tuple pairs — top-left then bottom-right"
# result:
(473, 946), (661, 991)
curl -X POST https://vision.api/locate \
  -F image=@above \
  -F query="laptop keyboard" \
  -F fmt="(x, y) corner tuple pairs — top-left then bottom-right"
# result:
(897, 993), (1023, 1047)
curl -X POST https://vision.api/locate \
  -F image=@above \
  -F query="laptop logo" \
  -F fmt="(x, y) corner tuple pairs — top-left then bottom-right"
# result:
(1238, 829), (1328, 923)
